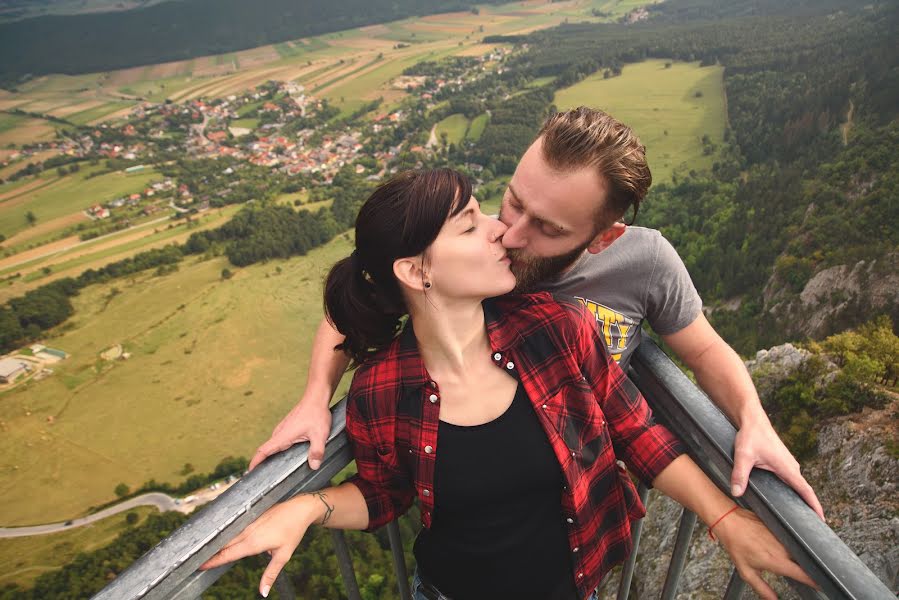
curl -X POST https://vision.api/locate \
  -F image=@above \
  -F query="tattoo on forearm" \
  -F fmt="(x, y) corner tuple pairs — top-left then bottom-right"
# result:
(303, 491), (334, 525)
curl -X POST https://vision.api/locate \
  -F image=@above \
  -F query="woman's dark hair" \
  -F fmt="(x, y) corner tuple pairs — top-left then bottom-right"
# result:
(324, 168), (472, 365)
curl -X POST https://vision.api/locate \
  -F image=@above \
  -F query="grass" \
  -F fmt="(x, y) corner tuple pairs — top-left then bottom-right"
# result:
(0, 113), (30, 134)
(0, 507), (156, 589)
(66, 101), (135, 125)
(466, 113), (489, 141)
(554, 59), (726, 183)
(0, 233), (354, 526)
(0, 166), (159, 239)
(16, 209), (237, 282)
(230, 118), (260, 129)
(435, 114), (470, 145)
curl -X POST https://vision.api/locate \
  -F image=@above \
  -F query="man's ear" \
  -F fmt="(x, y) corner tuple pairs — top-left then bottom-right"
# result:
(393, 256), (427, 291)
(586, 222), (626, 254)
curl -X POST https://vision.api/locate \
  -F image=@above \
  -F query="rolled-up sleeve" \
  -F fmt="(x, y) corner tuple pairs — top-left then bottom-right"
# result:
(345, 392), (416, 532)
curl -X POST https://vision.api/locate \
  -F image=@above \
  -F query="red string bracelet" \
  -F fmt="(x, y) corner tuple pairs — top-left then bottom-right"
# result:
(707, 505), (740, 541)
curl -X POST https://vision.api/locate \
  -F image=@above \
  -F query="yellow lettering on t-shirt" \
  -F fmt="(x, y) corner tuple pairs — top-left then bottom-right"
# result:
(576, 298), (632, 363)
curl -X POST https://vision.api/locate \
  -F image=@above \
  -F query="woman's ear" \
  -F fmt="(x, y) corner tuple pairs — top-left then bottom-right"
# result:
(393, 256), (427, 292)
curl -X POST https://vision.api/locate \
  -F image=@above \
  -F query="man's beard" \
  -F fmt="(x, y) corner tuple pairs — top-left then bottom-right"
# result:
(508, 241), (591, 293)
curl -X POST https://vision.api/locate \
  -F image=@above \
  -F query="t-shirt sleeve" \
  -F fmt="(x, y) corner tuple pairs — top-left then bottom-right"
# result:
(645, 233), (703, 336)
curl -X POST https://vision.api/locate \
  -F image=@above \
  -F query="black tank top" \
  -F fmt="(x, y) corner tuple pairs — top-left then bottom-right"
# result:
(413, 384), (577, 600)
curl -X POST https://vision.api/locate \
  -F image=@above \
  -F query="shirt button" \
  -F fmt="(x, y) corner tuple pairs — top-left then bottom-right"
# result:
(566, 517), (574, 524)
(541, 404), (547, 409)
(571, 451), (577, 457)
(422, 489), (431, 497)
(424, 445), (433, 454)
(429, 380), (437, 387)
(428, 394), (438, 403)
(493, 352), (501, 361)
(505, 361), (514, 370)
(573, 547), (579, 553)
(577, 573), (584, 579)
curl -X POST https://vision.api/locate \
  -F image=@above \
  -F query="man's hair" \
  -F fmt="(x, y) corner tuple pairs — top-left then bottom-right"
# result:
(537, 106), (651, 227)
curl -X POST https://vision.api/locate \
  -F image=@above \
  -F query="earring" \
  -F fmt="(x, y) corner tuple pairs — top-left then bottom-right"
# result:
(424, 282), (432, 289)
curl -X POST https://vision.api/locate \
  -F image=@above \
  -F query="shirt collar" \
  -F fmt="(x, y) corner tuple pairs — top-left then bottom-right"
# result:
(393, 296), (527, 391)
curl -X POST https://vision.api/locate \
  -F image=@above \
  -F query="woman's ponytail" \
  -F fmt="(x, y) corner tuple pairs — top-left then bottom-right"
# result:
(323, 252), (403, 366)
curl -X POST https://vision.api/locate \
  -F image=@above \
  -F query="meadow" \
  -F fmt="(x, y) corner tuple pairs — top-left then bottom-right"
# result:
(0, 507), (155, 588)
(0, 235), (354, 526)
(553, 59), (726, 183)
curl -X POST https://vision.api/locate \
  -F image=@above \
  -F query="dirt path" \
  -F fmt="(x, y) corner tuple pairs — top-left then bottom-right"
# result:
(841, 99), (854, 146)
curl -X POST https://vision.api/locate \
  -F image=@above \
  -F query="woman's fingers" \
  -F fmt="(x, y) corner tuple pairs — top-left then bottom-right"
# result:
(259, 549), (292, 598)
(200, 533), (261, 570)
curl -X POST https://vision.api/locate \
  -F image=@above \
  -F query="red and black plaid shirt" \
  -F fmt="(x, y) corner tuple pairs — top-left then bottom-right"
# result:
(345, 292), (684, 599)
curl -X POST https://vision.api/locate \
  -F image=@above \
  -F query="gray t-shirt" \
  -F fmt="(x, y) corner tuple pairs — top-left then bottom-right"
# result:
(540, 226), (702, 368)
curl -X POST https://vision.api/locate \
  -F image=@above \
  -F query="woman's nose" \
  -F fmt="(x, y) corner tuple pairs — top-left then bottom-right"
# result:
(490, 219), (508, 242)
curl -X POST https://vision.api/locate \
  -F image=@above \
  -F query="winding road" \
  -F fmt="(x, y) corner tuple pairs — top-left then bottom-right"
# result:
(0, 493), (178, 538)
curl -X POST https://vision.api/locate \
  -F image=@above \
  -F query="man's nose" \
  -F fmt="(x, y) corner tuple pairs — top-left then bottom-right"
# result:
(501, 216), (526, 249)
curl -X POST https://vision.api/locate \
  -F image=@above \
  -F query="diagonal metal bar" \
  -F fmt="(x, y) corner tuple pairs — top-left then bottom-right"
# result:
(660, 509), (697, 600)
(616, 482), (649, 600)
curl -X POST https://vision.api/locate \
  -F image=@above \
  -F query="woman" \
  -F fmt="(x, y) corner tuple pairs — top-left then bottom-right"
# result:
(201, 169), (815, 600)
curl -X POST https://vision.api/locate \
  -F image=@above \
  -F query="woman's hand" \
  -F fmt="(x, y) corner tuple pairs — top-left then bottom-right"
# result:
(200, 496), (318, 598)
(713, 508), (818, 599)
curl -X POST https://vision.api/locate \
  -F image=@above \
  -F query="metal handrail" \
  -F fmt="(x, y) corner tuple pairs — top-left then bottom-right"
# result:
(91, 340), (893, 600)
(628, 339), (894, 600)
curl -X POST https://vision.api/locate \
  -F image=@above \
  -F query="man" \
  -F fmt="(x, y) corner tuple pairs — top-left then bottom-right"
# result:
(250, 107), (823, 519)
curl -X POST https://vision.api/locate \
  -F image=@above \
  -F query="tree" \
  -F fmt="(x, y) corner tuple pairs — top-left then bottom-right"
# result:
(221, 268), (233, 280)
(125, 511), (139, 525)
(114, 483), (130, 497)
(25, 211), (37, 227)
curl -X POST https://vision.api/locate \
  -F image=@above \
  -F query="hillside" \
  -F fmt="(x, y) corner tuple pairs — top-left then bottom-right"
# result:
(0, 0), (507, 83)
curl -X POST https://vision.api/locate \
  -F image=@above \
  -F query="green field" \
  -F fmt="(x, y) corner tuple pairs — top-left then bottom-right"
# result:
(10, 207), (242, 283)
(466, 113), (489, 141)
(0, 234), (354, 525)
(66, 101), (135, 126)
(0, 113), (31, 134)
(436, 113), (470, 145)
(0, 167), (158, 239)
(554, 59), (726, 183)
(0, 507), (155, 588)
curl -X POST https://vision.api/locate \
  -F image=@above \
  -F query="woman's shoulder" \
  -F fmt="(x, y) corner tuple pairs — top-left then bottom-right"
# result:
(490, 292), (591, 339)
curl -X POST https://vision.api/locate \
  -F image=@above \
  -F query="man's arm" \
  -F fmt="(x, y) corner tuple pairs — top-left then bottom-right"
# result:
(662, 313), (824, 519)
(249, 317), (350, 471)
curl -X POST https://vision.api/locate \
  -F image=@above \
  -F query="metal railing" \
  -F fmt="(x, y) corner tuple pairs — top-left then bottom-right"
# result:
(92, 339), (894, 600)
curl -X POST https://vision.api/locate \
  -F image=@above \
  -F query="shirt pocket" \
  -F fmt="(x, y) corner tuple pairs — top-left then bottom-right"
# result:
(556, 377), (612, 469)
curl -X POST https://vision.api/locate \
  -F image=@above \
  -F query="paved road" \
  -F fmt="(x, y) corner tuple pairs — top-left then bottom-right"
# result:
(0, 492), (177, 538)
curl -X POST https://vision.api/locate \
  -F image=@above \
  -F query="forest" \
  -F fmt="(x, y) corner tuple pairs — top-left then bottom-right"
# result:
(0, 0), (503, 84)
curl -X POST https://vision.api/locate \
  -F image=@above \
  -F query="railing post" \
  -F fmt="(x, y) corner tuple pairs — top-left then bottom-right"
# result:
(330, 530), (363, 600)
(659, 509), (698, 600)
(272, 570), (296, 600)
(616, 482), (649, 600)
(723, 567), (746, 600)
(387, 519), (413, 600)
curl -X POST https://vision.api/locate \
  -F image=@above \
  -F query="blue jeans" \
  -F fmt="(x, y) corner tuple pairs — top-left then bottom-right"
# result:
(411, 569), (599, 600)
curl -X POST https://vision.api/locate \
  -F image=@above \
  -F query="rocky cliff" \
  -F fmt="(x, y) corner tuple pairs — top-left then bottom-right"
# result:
(598, 343), (898, 598)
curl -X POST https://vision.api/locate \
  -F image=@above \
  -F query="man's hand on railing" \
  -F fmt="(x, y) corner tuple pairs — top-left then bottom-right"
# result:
(714, 507), (819, 599)
(249, 392), (333, 471)
(731, 419), (825, 521)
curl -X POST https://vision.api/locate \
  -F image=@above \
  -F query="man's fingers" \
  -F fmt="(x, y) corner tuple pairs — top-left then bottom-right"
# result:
(259, 551), (291, 598)
(730, 450), (754, 497)
(778, 469), (826, 521)
(249, 439), (289, 471)
(774, 559), (819, 590)
(307, 434), (326, 470)
(741, 568), (777, 600)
